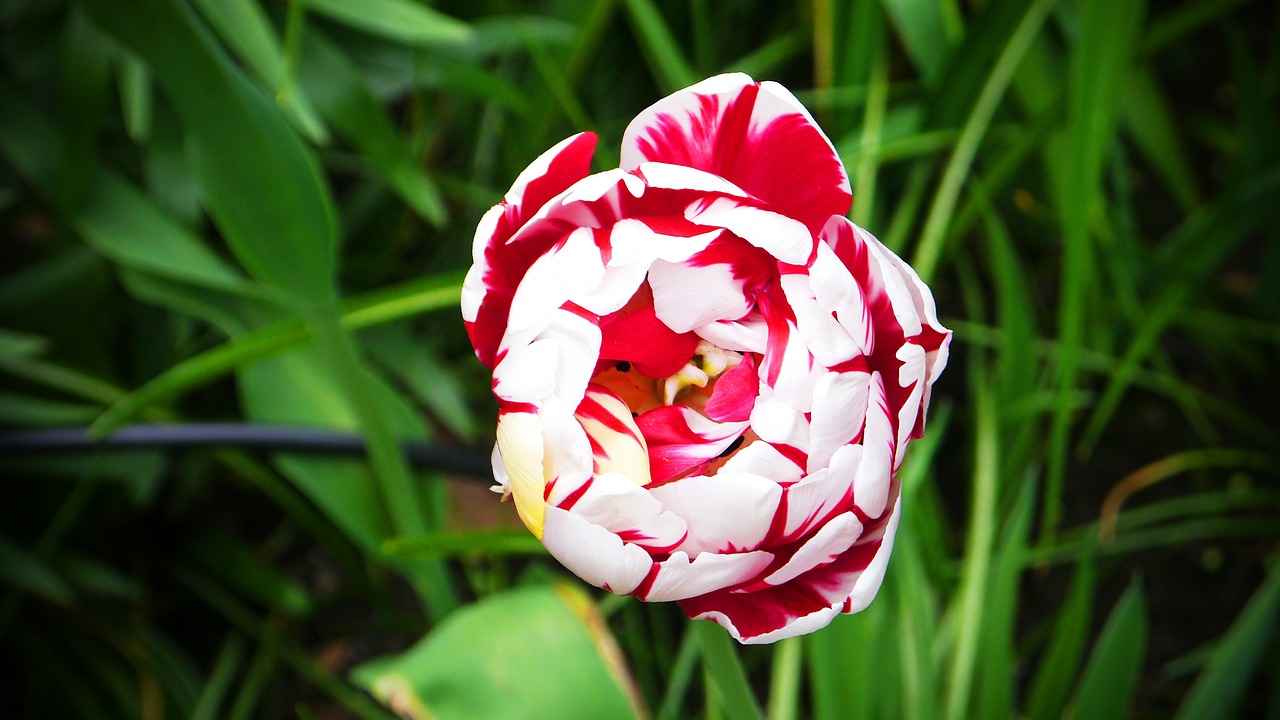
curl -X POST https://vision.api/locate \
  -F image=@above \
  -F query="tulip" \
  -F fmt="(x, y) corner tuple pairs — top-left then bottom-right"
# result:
(462, 73), (950, 643)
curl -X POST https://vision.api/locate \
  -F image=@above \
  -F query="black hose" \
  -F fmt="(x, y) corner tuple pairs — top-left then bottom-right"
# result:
(0, 423), (494, 482)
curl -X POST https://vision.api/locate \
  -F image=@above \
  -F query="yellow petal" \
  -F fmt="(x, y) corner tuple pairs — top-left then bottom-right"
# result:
(496, 412), (547, 538)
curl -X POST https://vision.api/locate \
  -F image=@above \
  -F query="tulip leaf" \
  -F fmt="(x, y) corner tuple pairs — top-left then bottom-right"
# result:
(1027, 554), (1097, 720)
(1066, 577), (1147, 720)
(304, 0), (471, 47)
(80, 0), (339, 306)
(352, 584), (643, 720)
(297, 29), (447, 226)
(1173, 564), (1280, 720)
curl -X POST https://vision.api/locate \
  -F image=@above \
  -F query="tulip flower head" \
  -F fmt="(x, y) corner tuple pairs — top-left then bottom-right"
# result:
(462, 73), (950, 643)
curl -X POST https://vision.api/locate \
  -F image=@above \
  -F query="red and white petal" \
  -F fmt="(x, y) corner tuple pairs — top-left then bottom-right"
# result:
(620, 73), (851, 233)
(538, 398), (594, 504)
(648, 471), (783, 556)
(542, 506), (658, 595)
(843, 498), (901, 614)
(599, 302), (700, 379)
(575, 385), (652, 487)
(780, 458), (858, 541)
(503, 132), (598, 222)
(461, 205), (504, 324)
(565, 472), (687, 553)
(858, 225), (923, 339)
(751, 512), (864, 589)
(853, 372), (895, 520)
(780, 273), (861, 368)
(685, 197), (813, 266)
(642, 549), (776, 602)
(638, 406), (749, 484)
(649, 258), (754, 334)
(721, 440), (805, 484)
(810, 227), (873, 354)
(807, 370), (870, 473)
(893, 343), (928, 463)
(503, 227), (605, 350)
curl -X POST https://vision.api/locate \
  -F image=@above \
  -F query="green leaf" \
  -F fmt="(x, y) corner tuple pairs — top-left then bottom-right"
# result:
(0, 534), (74, 604)
(81, 0), (339, 306)
(382, 528), (547, 558)
(879, 0), (955, 85)
(191, 0), (328, 143)
(188, 532), (312, 617)
(1027, 555), (1097, 720)
(1174, 564), (1280, 720)
(298, 29), (447, 226)
(1066, 577), (1147, 720)
(352, 584), (643, 720)
(305, 0), (471, 47)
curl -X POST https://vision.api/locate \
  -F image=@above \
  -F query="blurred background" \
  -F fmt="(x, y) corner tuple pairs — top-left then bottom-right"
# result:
(1, 0), (1277, 718)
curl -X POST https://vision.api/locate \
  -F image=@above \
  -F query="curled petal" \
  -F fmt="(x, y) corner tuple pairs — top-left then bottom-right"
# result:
(621, 73), (851, 233)
(638, 406), (749, 484)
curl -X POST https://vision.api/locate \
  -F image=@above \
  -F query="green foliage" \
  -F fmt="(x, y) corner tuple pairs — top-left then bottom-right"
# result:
(2, 0), (1278, 718)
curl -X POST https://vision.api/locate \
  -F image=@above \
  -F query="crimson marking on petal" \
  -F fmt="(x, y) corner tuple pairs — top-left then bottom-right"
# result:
(631, 562), (663, 600)
(556, 476), (594, 511)
(772, 443), (808, 470)
(677, 534), (883, 641)
(576, 384), (644, 445)
(497, 400), (538, 414)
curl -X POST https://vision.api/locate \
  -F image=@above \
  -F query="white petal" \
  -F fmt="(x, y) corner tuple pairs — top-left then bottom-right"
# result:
(693, 315), (769, 354)
(650, 259), (753, 334)
(807, 370), (870, 473)
(643, 549), (775, 602)
(685, 197), (812, 265)
(764, 324), (822, 413)
(853, 372), (894, 519)
(648, 471), (782, 556)
(635, 161), (748, 196)
(781, 273), (861, 367)
(542, 506), (654, 595)
(720, 440), (804, 484)
(544, 308), (602, 409)
(809, 235), (872, 353)
(781, 455), (858, 540)
(567, 472), (688, 551)
(759, 512), (864, 587)
(491, 338), (558, 404)
(504, 132), (593, 207)
(748, 395), (811, 451)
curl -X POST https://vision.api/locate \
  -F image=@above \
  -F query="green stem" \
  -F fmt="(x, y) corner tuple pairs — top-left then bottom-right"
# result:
(696, 620), (764, 720)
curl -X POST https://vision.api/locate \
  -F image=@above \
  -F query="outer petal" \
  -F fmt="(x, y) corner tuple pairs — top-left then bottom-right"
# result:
(648, 471), (783, 555)
(620, 73), (851, 233)
(542, 506), (657, 595)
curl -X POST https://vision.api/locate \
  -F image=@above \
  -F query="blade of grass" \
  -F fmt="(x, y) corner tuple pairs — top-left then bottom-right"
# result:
(621, 0), (697, 92)
(910, 0), (1056, 283)
(190, 634), (246, 720)
(88, 271), (464, 437)
(944, 369), (1000, 720)
(657, 623), (702, 720)
(1043, 0), (1147, 547)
